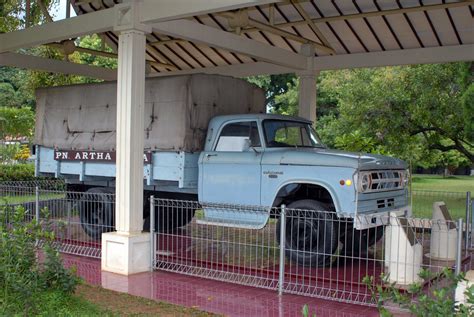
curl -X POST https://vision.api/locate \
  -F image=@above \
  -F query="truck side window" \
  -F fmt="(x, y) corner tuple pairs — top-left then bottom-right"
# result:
(215, 121), (261, 151)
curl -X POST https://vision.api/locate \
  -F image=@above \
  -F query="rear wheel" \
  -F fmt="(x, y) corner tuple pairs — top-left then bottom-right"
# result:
(276, 199), (338, 267)
(79, 187), (115, 240)
(143, 198), (195, 232)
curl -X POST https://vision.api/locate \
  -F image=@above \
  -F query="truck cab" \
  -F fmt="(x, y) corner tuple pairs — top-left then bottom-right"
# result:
(199, 114), (410, 266)
(200, 114), (409, 221)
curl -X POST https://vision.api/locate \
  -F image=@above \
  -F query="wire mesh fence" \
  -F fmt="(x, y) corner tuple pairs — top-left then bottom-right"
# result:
(151, 198), (471, 306)
(0, 180), (472, 306)
(411, 190), (468, 220)
(0, 182), (114, 259)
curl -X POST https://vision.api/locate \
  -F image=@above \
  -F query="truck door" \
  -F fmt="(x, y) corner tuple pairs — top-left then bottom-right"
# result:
(199, 120), (262, 206)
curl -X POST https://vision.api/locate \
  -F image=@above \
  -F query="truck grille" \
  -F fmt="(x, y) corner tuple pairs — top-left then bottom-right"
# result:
(370, 170), (402, 191)
(357, 170), (407, 193)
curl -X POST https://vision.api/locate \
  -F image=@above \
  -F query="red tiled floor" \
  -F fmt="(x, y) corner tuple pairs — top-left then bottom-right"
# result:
(62, 254), (379, 317)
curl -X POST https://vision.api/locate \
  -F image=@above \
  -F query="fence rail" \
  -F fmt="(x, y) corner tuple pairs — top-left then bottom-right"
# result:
(0, 180), (472, 306)
(1, 182), (114, 259)
(151, 198), (471, 306)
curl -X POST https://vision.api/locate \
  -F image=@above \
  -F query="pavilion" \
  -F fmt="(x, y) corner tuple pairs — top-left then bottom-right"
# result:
(0, 0), (472, 274)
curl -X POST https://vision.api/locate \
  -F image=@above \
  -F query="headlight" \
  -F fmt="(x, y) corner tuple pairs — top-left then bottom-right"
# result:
(357, 172), (372, 192)
(401, 169), (410, 187)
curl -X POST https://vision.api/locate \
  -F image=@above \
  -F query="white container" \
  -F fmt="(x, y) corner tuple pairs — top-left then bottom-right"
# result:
(429, 202), (457, 261)
(384, 214), (423, 286)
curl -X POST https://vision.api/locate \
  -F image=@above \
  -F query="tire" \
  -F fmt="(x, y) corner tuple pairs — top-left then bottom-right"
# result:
(79, 187), (115, 240)
(143, 198), (195, 232)
(276, 199), (338, 267)
(340, 224), (385, 257)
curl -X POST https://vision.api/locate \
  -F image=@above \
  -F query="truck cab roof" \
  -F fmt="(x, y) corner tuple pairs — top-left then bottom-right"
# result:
(208, 113), (312, 129)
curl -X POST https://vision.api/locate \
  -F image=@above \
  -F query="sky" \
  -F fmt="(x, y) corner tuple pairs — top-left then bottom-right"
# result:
(53, 0), (77, 21)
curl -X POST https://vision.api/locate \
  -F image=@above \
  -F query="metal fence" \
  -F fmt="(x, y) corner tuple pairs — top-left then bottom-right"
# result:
(0, 181), (114, 258)
(411, 190), (469, 220)
(0, 180), (472, 306)
(151, 198), (471, 306)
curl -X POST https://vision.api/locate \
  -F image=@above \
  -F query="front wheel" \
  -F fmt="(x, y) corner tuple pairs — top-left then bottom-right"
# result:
(276, 199), (338, 267)
(340, 225), (385, 257)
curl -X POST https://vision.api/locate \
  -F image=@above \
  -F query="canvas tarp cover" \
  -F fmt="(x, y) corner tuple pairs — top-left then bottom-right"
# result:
(35, 74), (265, 152)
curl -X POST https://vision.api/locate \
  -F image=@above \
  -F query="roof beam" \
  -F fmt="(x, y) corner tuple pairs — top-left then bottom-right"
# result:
(0, 9), (116, 53)
(0, 0), (281, 53)
(151, 19), (307, 69)
(148, 61), (295, 78)
(0, 52), (117, 80)
(313, 44), (474, 71)
(140, 0), (282, 24)
(219, 11), (334, 54)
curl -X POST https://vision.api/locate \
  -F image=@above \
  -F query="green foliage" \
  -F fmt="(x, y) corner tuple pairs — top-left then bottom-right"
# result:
(0, 163), (35, 181)
(0, 143), (21, 163)
(77, 35), (118, 73)
(0, 1), (59, 32)
(0, 106), (35, 140)
(301, 304), (316, 317)
(254, 63), (473, 169)
(461, 82), (474, 142)
(0, 206), (80, 315)
(363, 268), (474, 316)
(247, 74), (296, 111)
(319, 63), (473, 166)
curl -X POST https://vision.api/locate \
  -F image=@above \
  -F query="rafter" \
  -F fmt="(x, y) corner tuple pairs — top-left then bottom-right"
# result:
(219, 11), (335, 54)
(46, 43), (178, 71)
(151, 19), (307, 69)
(0, 52), (116, 80)
(0, 0), (281, 53)
(242, 1), (474, 33)
(290, 0), (333, 54)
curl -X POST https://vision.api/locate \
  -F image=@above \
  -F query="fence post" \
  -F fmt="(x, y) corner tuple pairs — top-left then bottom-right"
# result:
(35, 186), (40, 223)
(150, 195), (155, 272)
(465, 192), (471, 256)
(278, 204), (286, 296)
(455, 218), (463, 276)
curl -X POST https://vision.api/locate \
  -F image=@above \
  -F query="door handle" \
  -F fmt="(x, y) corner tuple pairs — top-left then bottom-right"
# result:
(205, 153), (218, 158)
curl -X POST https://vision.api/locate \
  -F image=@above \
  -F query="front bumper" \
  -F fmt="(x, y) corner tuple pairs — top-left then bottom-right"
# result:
(354, 206), (412, 230)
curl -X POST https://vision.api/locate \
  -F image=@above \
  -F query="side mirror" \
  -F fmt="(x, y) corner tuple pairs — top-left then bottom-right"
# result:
(242, 138), (251, 151)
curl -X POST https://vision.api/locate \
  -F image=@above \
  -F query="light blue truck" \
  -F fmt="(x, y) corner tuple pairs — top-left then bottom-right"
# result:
(35, 75), (410, 266)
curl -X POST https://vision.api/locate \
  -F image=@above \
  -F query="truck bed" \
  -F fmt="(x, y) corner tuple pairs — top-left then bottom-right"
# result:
(36, 146), (199, 193)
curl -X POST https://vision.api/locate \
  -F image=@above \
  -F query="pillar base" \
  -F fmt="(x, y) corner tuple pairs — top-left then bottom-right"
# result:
(102, 232), (150, 275)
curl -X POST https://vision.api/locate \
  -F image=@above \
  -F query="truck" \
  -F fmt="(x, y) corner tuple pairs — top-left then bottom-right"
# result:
(34, 74), (410, 267)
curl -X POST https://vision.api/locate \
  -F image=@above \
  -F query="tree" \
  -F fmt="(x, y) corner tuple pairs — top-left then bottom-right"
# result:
(0, 0), (58, 32)
(0, 107), (35, 140)
(247, 73), (338, 117)
(247, 74), (296, 111)
(319, 63), (473, 166)
(261, 64), (473, 168)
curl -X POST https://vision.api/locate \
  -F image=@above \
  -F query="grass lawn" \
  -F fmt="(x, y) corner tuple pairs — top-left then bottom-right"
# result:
(0, 193), (65, 204)
(1, 284), (218, 316)
(412, 174), (474, 192)
(411, 174), (473, 220)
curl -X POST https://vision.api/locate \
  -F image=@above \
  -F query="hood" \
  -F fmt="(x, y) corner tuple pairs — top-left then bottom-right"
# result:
(262, 148), (407, 170)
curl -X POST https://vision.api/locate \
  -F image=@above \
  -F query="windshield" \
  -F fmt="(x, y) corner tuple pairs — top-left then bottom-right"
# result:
(263, 120), (324, 148)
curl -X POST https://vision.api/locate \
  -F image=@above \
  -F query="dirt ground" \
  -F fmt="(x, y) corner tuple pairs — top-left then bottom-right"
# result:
(76, 284), (219, 316)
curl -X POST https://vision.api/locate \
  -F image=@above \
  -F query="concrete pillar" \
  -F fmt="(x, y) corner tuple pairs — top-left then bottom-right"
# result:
(102, 1), (152, 275)
(297, 44), (318, 123)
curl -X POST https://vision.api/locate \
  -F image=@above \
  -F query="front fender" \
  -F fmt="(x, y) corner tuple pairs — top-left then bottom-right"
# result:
(268, 179), (342, 212)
